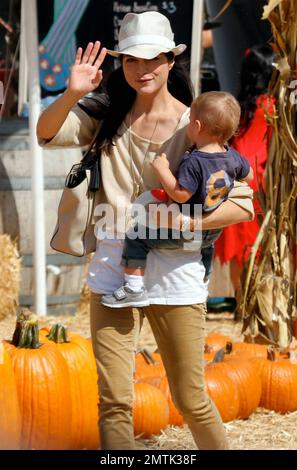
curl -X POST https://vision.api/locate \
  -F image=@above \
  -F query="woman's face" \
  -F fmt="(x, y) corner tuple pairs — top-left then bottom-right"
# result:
(122, 53), (174, 95)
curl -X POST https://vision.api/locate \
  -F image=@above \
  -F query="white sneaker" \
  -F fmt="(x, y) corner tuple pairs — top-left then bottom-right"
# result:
(101, 284), (149, 308)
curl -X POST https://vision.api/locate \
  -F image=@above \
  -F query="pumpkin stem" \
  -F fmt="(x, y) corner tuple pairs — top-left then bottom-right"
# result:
(47, 324), (69, 343)
(12, 310), (33, 346)
(267, 345), (276, 361)
(212, 348), (225, 363)
(12, 318), (41, 349)
(225, 341), (233, 354)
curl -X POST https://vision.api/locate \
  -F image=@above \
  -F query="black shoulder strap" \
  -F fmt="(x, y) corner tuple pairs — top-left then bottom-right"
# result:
(81, 121), (102, 164)
(77, 92), (109, 120)
(65, 93), (109, 191)
(65, 120), (102, 192)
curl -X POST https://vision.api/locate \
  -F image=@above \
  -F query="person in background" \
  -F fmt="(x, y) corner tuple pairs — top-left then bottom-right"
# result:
(214, 44), (275, 304)
(200, 2), (221, 93)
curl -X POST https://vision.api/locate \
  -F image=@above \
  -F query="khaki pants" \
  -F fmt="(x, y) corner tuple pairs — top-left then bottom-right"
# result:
(90, 293), (228, 450)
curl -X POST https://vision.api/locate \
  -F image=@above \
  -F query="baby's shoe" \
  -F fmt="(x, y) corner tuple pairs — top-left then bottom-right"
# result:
(101, 283), (149, 308)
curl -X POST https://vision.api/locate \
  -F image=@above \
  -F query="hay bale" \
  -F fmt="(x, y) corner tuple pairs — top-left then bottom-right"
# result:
(0, 234), (21, 319)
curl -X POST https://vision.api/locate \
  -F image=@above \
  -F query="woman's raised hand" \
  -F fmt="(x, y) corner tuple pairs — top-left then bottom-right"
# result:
(68, 41), (107, 98)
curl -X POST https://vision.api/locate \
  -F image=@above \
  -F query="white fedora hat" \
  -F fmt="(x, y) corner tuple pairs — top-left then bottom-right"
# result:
(106, 11), (187, 60)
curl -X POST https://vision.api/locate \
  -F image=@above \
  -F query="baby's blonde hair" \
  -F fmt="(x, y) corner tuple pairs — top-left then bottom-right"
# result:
(191, 91), (241, 144)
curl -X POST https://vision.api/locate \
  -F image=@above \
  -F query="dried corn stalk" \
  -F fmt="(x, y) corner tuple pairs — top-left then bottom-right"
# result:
(239, 0), (297, 348)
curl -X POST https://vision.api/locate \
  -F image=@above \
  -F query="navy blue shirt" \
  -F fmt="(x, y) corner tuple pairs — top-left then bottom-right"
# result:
(175, 146), (250, 213)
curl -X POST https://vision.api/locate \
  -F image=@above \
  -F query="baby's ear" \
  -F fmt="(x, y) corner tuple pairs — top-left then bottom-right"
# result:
(195, 119), (202, 132)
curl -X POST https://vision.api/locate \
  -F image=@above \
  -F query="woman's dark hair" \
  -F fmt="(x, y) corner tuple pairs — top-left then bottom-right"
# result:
(87, 53), (194, 152)
(237, 44), (275, 134)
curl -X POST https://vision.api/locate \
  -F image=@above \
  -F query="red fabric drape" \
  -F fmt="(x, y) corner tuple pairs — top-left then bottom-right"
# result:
(215, 95), (274, 265)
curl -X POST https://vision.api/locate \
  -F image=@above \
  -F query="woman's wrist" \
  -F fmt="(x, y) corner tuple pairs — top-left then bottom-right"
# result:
(180, 214), (191, 231)
(179, 201), (252, 231)
(180, 213), (202, 232)
(63, 88), (84, 106)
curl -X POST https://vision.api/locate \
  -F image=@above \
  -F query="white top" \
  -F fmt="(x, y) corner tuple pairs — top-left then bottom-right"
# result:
(87, 238), (208, 304)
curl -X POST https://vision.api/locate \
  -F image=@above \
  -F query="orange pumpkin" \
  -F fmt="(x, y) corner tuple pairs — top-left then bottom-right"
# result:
(204, 349), (216, 364)
(255, 346), (297, 413)
(134, 349), (165, 381)
(217, 352), (261, 418)
(0, 341), (21, 449)
(141, 376), (184, 426)
(4, 317), (72, 450)
(40, 324), (100, 449)
(135, 349), (162, 370)
(226, 341), (269, 358)
(205, 360), (240, 422)
(133, 383), (169, 438)
(205, 332), (231, 353)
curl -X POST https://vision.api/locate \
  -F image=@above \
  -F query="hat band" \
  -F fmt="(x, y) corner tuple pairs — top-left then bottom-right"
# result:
(119, 34), (175, 52)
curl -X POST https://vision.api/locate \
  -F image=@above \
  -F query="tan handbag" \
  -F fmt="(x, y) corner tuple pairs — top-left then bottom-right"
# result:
(50, 127), (101, 257)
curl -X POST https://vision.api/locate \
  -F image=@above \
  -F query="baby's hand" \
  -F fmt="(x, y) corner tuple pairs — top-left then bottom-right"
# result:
(151, 153), (170, 172)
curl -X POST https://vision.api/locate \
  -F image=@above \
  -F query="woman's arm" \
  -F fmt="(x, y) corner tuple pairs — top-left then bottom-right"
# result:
(37, 89), (83, 140)
(154, 182), (254, 230)
(37, 41), (106, 141)
(201, 200), (252, 230)
(154, 200), (252, 230)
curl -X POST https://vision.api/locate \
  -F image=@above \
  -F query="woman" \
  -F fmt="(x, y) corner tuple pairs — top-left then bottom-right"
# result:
(37, 12), (253, 450)
(214, 44), (275, 297)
